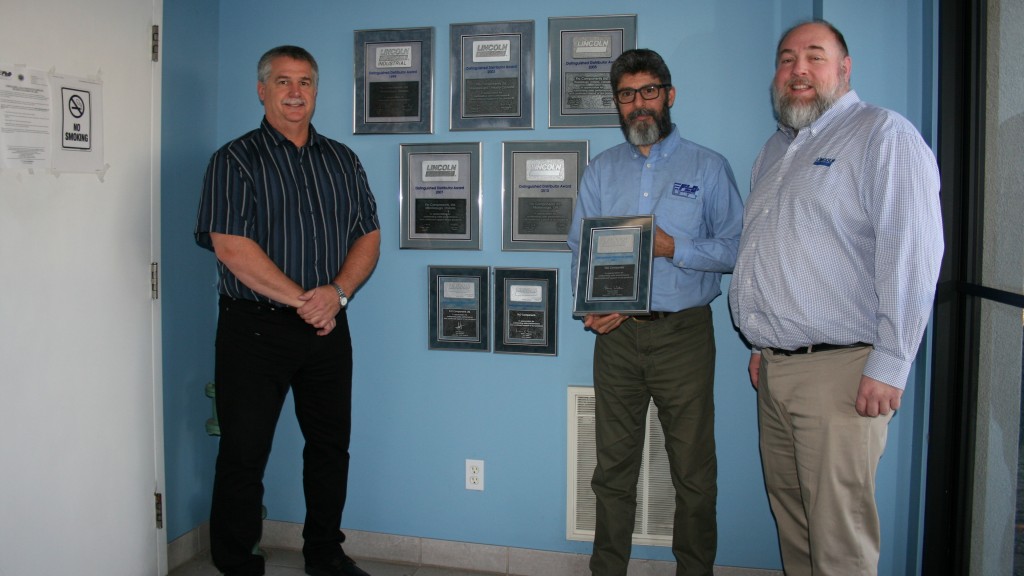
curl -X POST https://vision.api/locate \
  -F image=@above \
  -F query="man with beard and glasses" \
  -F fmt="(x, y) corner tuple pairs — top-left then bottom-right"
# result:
(729, 20), (943, 576)
(195, 45), (379, 576)
(567, 48), (743, 576)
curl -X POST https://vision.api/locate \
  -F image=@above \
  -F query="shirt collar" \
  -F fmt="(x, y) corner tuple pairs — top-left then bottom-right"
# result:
(777, 90), (861, 139)
(259, 117), (322, 149)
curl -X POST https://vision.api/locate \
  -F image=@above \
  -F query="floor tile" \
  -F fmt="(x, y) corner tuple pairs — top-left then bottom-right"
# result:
(169, 548), (503, 576)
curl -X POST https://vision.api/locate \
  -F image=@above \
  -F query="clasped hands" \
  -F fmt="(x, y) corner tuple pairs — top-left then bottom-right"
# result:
(295, 285), (342, 336)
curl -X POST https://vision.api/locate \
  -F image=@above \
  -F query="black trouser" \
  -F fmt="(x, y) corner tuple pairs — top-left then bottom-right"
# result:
(210, 296), (353, 576)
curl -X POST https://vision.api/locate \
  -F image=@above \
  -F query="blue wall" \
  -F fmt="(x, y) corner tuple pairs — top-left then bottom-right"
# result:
(161, 0), (220, 543)
(162, 0), (937, 573)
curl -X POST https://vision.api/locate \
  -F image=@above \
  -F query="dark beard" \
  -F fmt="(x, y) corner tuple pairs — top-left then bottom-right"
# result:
(619, 106), (672, 147)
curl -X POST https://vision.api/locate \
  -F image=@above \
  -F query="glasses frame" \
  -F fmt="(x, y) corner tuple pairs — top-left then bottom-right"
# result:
(614, 83), (671, 104)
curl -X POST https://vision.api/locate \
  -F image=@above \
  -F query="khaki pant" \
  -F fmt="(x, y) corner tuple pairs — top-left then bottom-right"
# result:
(758, 346), (891, 576)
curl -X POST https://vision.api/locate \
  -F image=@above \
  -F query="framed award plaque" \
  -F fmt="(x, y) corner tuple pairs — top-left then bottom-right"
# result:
(572, 215), (654, 316)
(494, 267), (557, 356)
(400, 142), (482, 250)
(428, 265), (490, 352)
(354, 27), (434, 134)
(501, 140), (588, 252)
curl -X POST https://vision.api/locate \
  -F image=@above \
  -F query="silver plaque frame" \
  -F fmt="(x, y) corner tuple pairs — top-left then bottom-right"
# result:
(494, 267), (557, 356)
(354, 27), (434, 134)
(501, 140), (589, 252)
(450, 20), (535, 131)
(400, 142), (482, 250)
(429, 265), (490, 352)
(548, 15), (637, 128)
(573, 215), (654, 317)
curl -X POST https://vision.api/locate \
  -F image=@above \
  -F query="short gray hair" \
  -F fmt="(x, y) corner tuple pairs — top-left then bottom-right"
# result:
(257, 45), (319, 87)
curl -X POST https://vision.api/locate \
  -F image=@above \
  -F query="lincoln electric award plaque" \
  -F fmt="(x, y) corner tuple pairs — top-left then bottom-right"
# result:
(501, 140), (588, 251)
(548, 15), (636, 128)
(354, 27), (434, 134)
(450, 20), (534, 130)
(400, 142), (482, 250)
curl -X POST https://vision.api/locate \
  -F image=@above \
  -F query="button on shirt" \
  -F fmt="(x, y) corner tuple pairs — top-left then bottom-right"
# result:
(195, 118), (380, 306)
(728, 91), (943, 389)
(568, 125), (744, 312)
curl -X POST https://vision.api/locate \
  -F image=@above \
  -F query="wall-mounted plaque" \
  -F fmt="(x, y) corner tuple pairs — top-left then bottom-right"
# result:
(429, 265), (490, 352)
(400, 142), (482, 250)
(450, 20), (534, 130)
(548, 15), (636, 128)
(573, 215), (653, 316)
(354, 27), (434, 134)
(501, 140), (588, 251)
(494, 267), (557, 356)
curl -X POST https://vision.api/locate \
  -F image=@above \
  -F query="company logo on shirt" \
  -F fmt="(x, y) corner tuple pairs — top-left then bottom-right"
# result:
(813, 157), (836, 167)
(672, 183), (699, 198)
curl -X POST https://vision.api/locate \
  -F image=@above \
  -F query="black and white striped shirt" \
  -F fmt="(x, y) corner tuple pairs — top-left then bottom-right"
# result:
(195, 118), (380, 306)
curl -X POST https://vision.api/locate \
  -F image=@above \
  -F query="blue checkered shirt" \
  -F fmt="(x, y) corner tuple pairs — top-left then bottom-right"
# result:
(729, 91), (943, 389)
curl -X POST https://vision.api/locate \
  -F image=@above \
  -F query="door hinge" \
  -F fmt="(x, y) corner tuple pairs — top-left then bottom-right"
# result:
(151, 262), (159, 300)
(151, 25), (159, 62)
(155, 492), (163, 529)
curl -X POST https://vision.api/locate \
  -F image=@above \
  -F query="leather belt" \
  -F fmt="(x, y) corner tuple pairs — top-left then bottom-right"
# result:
(631, 311), (676, 322)
(221, 295), (290, 312)
(767, 342), (871, 356)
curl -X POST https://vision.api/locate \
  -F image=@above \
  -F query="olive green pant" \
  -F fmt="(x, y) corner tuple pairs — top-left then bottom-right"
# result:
(590, 305), (717, 576)
(758, 346), (891, 576)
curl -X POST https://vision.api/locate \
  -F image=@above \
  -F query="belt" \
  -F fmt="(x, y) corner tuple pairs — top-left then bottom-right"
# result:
(767, 342), (871, 356)
(631, 311), (676, 322)
(220, 295), (290, 313)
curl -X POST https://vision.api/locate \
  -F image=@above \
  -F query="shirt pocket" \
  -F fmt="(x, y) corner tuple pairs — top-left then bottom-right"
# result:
(655, 189), (704, 238)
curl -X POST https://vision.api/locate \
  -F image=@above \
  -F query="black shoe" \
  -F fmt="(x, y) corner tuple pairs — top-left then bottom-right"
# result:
(304, 551), (371, 576)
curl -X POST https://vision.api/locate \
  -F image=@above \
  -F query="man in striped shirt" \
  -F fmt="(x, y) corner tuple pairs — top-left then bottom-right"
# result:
(195, 46), (379, 576)
(729, 21), (943, 576)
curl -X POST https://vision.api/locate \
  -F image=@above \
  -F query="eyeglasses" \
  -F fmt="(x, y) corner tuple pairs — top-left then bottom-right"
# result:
(614, 83), (670, 104)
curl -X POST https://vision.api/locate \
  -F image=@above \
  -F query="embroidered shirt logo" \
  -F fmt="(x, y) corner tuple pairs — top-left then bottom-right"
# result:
(813, 157), (836, 167)
(672, 183), (700, 198)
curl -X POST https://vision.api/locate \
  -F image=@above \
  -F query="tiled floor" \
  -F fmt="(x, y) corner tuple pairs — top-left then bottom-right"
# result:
(168, 547), (503, 576)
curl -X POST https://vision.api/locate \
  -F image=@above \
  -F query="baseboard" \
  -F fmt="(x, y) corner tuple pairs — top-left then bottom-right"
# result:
(168, 520), (782, 576)
(167, 521), (210, 572)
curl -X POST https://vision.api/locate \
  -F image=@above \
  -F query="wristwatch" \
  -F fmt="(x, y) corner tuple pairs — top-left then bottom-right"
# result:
(331, 282), (349, 309)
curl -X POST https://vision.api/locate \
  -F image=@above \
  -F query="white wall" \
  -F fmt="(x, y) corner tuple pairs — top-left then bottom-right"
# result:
(0, 0), (164, 574)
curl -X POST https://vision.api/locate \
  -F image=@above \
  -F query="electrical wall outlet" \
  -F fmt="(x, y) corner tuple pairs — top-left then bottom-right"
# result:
(465, 459), (484, 491)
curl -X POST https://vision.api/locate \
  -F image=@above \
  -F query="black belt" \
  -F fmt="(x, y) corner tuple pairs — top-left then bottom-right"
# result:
(220, 295), (290, 313)
(767, 342), (871, 356)
(631, 311), (676, 322)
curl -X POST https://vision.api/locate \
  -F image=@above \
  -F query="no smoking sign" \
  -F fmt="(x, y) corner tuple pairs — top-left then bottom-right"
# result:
(61, 87), (91, 150)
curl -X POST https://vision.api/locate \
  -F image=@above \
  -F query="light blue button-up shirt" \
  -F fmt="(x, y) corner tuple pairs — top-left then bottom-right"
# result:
(729, 91), (944, 389)
(568, 125), (744, 313)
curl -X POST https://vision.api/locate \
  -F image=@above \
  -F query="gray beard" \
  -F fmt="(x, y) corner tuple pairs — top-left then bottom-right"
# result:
(772, 81), (844, 131)
(621, 108), (672, 147)
(626, 120), (661, 147)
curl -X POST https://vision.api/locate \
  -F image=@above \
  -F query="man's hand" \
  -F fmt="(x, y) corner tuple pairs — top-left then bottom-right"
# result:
(654, 226), (675, 259)
(583, 313), (628, 335)
(748, 352), (761, 389)
(297, 285), (341, 335)
(855, 375), (903, 417)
